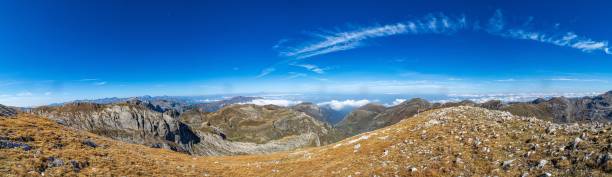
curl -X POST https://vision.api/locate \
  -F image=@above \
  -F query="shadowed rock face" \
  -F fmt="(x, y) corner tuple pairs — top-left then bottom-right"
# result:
(33, 101), (200, 154)
(0, 104), (17, 117)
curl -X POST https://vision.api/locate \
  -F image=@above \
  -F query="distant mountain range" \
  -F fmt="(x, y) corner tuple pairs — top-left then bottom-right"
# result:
(3, 90), (611, 156)
(336, 90), (612, 136)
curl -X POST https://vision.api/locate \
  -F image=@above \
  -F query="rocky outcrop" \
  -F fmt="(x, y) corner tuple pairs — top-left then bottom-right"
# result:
(33, 101), (200, 154)
(180, 104), (343, 155)
(0, 104), (17, 117)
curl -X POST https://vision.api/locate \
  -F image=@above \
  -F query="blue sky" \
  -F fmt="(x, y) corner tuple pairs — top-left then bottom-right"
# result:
(1, 0), (612, 106)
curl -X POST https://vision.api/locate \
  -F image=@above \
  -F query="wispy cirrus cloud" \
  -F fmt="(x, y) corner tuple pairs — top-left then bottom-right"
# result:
(16, 92), (33, 97)
(94, 81), (107, 86)
(487, 10), (611, 55)
(495, 78), (517, 82)
(257, 67), (276, 78)
(277, 13), (468, 59)
(77, 78), (99, 82)
(549, 77), (608, 82)
(292, 63), (327, 74)
(286, 72), (307, 79)
(276, 10), (610, 59)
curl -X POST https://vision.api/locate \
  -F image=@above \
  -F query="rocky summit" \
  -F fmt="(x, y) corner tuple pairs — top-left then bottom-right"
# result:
(4, 106), (612, 176)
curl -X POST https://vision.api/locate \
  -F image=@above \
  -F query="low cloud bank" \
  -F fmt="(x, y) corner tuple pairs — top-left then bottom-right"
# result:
(241, 99), (302, 107)
(317, 99), (371, 110)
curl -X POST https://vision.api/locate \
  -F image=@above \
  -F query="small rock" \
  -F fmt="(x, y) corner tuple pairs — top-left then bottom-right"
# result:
(56, 119), (67, 125)
(82, 139), (97, 148)
(569, 137), (582, 150)
(501, 159), (515, 170)
(0, 140), (31, 151)
(537, 172), (552, 177)
(473, 138), (482, 148)
(537, 159), (547, 168)
(47, 157), (64, 168)
(596, 153), (611, 169)
(454, 157), (463, 164)
(353, 144), (361, 152)
(70, 160), (89, 172)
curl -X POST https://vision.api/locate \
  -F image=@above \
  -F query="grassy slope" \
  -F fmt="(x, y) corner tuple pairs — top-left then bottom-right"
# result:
(2, 106), (612, 176)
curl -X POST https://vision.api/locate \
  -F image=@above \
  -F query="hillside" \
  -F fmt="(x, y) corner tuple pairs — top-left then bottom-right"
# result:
(290, 102), (345, 124)
(33, 101), (200, 154)
(33, 101), (341, 156)
(3, 106), (612, 176)
(0, 104), (17, 117)
(335, 98), (431, 136)
(179, 104), (343, 155)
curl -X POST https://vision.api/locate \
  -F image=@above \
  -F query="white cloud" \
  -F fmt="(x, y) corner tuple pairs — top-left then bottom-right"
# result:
(293, 64), (327, 74)
(318, 99), (371, 110)
(549, 77), (607, 82)
(385, 98), (407, 107)
(486, 11), (610, 55)
(487, 9), (505, 33)
(441, 92), (602, 103)
(257, 67), (276, 78)
(16, 92), (33, 97)
(78, 78), (99, 82)
(495, 78), (516, 82)
(278, 13), (468, 59)
(286, 72), (307, 79)
(277, 10), (611, 58)
(241, 99), (302, 107)
(94, 82), (107, 86)
(44, 92), (52, 96)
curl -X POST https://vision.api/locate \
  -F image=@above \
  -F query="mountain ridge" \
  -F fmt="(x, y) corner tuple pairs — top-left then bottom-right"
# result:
(4, 106), (612, 176)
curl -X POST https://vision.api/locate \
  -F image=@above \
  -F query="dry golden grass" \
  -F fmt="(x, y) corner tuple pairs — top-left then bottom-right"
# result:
(2, 106), (611, 176)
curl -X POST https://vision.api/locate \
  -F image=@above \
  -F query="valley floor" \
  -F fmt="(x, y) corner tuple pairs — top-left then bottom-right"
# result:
(2, 106), (612, 176)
